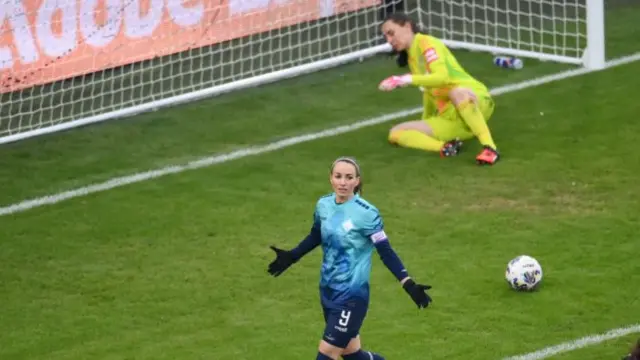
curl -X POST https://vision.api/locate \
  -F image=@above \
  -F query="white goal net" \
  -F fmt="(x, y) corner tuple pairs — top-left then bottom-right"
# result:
(0, 0), (605, 144)
(417, 0), (603, 67)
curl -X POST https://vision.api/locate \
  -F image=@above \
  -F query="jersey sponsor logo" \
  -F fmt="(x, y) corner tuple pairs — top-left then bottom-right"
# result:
(424, 48), (439, 64)
(342, 219), (354, 232)
(370, 230), (387, 243)
(334, 325), (348, 333)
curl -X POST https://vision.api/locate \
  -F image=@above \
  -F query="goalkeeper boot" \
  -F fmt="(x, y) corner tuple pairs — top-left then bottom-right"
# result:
(476, 146), (500, 165)
(440, 139), (463, 158)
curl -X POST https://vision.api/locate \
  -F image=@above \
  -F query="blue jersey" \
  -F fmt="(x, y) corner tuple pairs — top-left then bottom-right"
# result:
(313, 193), (388, 307)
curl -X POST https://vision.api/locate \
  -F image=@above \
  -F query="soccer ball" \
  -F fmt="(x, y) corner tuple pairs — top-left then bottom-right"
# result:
(505, 255), (543, 291)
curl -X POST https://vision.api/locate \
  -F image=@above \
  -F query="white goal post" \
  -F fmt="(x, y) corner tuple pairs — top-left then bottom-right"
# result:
(0, 0), (605, 145)
(418, 0), (604, 68)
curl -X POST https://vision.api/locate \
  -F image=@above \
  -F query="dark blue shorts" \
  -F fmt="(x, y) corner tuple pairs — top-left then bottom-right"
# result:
(321, 297), (369, 348)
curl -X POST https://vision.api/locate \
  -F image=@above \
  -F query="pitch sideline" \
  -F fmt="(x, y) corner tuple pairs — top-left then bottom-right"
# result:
(1, 52), (640, 217)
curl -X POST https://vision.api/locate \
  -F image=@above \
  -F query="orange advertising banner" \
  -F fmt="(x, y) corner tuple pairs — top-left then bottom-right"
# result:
(0, 0), (380, 92)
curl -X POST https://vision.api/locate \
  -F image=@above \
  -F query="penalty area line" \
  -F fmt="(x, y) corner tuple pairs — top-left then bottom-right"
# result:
(1, 52), (640, 217)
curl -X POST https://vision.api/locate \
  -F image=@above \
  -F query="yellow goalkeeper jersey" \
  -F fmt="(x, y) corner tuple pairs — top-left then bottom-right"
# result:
(407, 33), (489, 114)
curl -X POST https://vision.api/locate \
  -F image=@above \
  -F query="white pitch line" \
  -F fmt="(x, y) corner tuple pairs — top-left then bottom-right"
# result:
(1, 52), (640, 217)
(502, 323), (640, 360)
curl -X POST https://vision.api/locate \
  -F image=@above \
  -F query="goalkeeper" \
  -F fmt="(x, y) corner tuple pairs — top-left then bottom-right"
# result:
(378, 12), (500, 165)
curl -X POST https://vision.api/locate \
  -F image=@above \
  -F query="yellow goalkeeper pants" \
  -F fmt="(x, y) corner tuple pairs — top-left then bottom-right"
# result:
(425, 92), (495, 141)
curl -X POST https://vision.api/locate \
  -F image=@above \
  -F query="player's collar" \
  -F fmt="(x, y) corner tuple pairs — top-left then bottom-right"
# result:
(333, 193), (359, 205)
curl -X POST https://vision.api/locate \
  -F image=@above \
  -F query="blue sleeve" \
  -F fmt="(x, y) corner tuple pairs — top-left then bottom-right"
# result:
(361, 209), (383, 237)
(290, 210), (321, 262)
(375, 241), (410, 282)
(362, 209), (410, 282)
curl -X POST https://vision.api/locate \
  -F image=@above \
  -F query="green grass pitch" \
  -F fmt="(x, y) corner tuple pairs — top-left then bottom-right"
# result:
(1, 4), (640, 360)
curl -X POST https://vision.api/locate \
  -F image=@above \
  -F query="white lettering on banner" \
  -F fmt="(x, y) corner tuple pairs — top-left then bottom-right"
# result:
(319, 0), (333, 18)
(228, 0), (290, 15)
(0, 0), (39, 69)
(0, 46), (11, 70)
(1, 0), (209, 70)
(0, 4), (16, 69)
(80, 0), (123, 47)
(36, 0), (77, 58)
(167, 0), (203, 28)
(229, 0), (269, 15)
(124, 0), (163, 39)
(0, 0), (381, 91)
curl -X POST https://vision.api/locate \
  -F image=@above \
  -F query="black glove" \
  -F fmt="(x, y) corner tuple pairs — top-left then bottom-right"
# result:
(402, 279), (432, 308)
(267, 246), (295, 277)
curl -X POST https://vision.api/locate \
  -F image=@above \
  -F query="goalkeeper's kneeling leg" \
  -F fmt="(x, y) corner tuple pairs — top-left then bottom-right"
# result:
(448, 87), (497, 149)
(448, 87), (500, 165)
(388, 120), (461, 156)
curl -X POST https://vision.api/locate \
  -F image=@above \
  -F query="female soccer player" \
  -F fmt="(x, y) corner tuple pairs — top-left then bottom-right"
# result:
(267, 156), (432, 360)
(378, 12), (500, 165)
